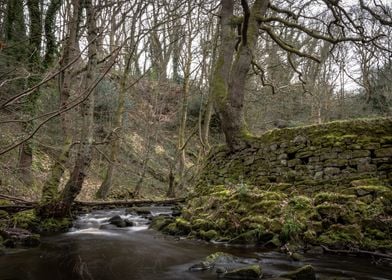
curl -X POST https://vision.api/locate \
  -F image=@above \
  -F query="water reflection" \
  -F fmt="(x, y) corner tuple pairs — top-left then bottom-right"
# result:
(0, 208), (391, 280)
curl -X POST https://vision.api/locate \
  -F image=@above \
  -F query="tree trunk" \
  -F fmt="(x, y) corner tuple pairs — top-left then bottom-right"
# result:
(17, 0), (42, 186)
(96, 72), (128, 199)
(58, 0), (97, 216)
(39, 0), (81, 208)
(212, 0), (269, 151)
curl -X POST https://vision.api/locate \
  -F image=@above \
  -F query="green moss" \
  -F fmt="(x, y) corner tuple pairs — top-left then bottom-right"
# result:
(12, 210), (39, 229)
(191, 218), (216, 231)
(314, 192), (356, 205)
(175, 218), (191, 234)
(38, 218), (71, 233)
(318, 224), (362, 247)
(289, 195), (313, 210)
(280, 216), (305, 242)
(150, 216), (173, 231)
(199, 229), (218, 241)
(223, 264), (262, 279)
(251, 200), (282, 216)
(0, 200), (12, 206)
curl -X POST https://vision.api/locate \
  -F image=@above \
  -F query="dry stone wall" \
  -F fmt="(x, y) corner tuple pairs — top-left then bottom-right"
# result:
(197, 118), (392, 192)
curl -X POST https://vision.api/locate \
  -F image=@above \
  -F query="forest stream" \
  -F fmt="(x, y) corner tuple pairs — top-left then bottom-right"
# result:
(0, 207), (391, 280)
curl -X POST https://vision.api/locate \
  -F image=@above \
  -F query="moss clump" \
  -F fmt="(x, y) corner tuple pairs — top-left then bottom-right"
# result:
(223, 264), (263, 280)
(0, 199), (12, 206)
(314, 192), (356, 205)
(318, 224), (362, 248)
(12, 210), (39, 229)
(175, 218), (191, 234)
(199, 229), (218, 241)
(289, 195), (313, 210)
(38, 218), (71, 233)
(12, 210), (71, 233)
(150, 216), (173, 231)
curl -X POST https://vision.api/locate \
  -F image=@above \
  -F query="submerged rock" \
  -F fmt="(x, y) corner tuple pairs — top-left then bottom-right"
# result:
(222, 264), (263, 279)
(280, 264), (316, 280)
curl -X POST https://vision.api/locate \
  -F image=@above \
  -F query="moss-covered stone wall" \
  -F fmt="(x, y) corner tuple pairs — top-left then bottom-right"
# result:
(197, 118), (392, 193)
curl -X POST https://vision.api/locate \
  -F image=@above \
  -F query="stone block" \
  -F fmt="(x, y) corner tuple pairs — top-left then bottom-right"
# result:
(296, 150), (314, 159)
(288, 159), (302, 168)
(338, 150), (352, 159)
(371, 157), (391, 164)
(362, 143), (380, 150)
(309, 156), (320, 163)
(324, 159), (348, 167)
(314, 171), (323, 180)
(320, 152), (337, 161)
(278, 153), (288, 160)
(352, 150), (371, 158)
(357, 162), (377, 173)
(324, 167), (340, 176)
(375, 147), (392, 158)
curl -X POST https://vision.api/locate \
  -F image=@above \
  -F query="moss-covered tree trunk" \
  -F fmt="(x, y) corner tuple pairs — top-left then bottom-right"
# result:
(39, 0), (81, 207)
(16, 0), (42, 186)
(212, 0), (268, 151)
(57, 0), (97, 216)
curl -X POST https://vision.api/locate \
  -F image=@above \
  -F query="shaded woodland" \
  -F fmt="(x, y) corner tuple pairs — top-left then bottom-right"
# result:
(0, 0), (391, 215)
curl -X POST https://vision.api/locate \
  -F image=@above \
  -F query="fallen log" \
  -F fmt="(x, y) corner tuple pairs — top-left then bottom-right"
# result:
(0, 198), (186, 214)
(73, 197), (185, 209)
(321, 245), (392, 259)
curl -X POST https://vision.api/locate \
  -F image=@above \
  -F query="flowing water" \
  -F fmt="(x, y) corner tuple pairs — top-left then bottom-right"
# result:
(0, 208), (391, 280)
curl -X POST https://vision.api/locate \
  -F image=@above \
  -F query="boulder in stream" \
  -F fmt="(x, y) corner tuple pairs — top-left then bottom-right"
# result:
(222, 264), (263, 279)
(280, 264), (316, 280)
(108, 215), (134, 227)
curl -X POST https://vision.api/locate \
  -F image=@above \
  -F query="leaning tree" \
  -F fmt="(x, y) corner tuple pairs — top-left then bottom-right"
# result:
(212, 0), (392, 151)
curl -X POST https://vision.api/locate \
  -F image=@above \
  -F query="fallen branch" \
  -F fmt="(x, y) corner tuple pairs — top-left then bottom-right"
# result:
(321, 245), (392, 259)
(0, 194), (35, 204)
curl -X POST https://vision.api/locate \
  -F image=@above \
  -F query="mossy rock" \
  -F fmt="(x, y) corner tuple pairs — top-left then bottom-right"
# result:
(205, 252), (238, 264)
(318, 224), (362, 248)
(314, 192), (356, 205)
(280, 264), (316, 280)
(316, 203), (343, 222)
(162, 222), (180, 235)
(251, 200), (283, 216)
(223, 264), (263, 280)
(175, 218), (191, 234)
(352, 185), (392, 200)
(199, 229), (218, 241)
(150, 216), (174, 231)
(12, 210), (39, 230)
(288, 196), (313, 211)
(191, 218), (216, 231)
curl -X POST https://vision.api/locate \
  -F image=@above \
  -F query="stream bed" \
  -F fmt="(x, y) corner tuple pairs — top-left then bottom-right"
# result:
(0, 208), (391, 280)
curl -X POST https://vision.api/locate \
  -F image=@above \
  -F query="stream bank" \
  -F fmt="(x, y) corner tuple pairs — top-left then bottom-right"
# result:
(0, 208), (391, 280)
